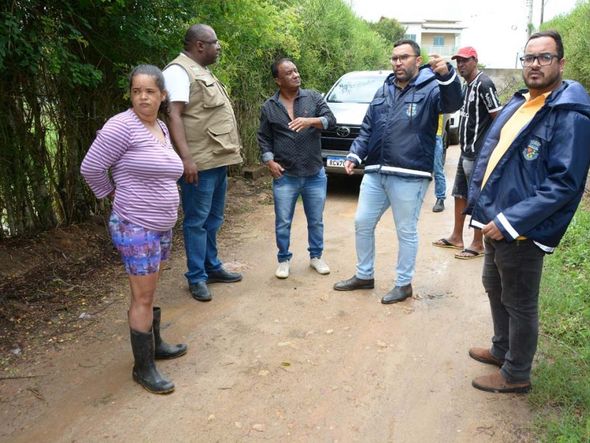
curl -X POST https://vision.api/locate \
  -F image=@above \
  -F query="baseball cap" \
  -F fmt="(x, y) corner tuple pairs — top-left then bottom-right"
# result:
(451, 46), (478, 60)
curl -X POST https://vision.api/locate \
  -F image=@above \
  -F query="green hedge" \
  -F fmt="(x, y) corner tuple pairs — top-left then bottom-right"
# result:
(0, 0), (390, 237)
(541, 1), (590, 90)
(531, 207), (590, 442)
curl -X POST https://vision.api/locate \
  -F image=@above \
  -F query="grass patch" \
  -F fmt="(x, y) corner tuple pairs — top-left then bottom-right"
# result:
(531, 206), (590, 442)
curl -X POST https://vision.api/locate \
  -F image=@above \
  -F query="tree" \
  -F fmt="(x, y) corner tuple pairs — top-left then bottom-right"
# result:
(0, 0), (196, 237)
(369, 17), (406, 45)
(542, 1), (590, 90)
(0, 0), (390, 237)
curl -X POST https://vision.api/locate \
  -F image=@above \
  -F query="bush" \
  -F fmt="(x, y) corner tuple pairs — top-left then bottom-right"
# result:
(542, 1), (590, 90)
(0, 0), (390, 237)
(192, 0), (390, 164)
(531, 207), (590, 442)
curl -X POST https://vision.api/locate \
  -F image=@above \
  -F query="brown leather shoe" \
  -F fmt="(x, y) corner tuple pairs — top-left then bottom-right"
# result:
(472, 371), (531, 393)
(469, 347), (504, 367)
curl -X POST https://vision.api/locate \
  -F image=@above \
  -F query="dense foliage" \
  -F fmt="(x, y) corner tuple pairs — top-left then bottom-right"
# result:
(533, 206), (590, 442)
(368, 17), (406, 45)
(0, 0), (390, 237)
(0, 0), (193, 237)
(542, 0), (590, 90)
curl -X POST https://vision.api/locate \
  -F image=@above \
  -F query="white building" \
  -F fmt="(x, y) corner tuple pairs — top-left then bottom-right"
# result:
(351, 0), (582, 69)
(400, 19), (466, 59)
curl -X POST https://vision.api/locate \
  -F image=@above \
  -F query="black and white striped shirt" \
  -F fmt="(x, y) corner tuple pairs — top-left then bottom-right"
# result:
(459, 72), (502, 159)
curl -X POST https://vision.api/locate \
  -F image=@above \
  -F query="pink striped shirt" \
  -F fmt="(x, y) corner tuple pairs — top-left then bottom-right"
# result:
(81, 109), (183, 231)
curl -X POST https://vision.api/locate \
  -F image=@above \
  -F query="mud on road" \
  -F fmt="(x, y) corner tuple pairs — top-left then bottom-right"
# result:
(0, 147), (532, 442)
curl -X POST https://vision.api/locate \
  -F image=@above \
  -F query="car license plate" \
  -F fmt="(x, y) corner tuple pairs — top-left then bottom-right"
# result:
(327, 157), (345, 167)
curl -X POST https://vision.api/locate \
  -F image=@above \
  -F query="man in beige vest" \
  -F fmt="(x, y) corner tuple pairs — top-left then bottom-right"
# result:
(164, 24), (242, 302)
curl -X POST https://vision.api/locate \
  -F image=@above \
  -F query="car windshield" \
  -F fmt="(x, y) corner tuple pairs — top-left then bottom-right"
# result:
(326, 74), (388, 104)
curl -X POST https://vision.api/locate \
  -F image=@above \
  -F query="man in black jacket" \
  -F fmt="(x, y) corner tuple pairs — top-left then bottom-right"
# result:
(258, 58), (336, 279)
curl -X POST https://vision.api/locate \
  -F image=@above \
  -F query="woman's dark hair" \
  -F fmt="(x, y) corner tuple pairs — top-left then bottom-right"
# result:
(128, 64), (170, 114)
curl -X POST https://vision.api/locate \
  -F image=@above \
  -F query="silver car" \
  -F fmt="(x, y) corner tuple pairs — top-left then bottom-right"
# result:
(321, 71), (389, 174)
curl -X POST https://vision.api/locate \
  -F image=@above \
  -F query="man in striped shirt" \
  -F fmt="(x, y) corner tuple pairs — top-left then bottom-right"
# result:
(433, 46), (502, 259)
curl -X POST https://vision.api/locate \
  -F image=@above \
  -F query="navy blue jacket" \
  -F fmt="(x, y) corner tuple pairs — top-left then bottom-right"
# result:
(467, 80), (590, 251)
(346, 64), (462, 178)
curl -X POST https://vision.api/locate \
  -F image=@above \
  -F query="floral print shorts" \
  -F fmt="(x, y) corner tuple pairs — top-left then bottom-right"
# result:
(108, 212), (172, 276)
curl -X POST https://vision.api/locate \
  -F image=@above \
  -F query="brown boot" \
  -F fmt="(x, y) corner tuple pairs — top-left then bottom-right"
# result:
(472, 371), (531, 393)
(468, 347), (504, 367)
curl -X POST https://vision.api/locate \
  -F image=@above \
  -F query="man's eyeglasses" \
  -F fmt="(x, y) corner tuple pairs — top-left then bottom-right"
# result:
(520, 53), (559, 67)
(390, 54), (418, 64)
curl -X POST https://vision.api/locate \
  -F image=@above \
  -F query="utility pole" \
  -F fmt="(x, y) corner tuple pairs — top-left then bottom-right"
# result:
(526, 0), (534, 37)
(540, 0), (548, 25)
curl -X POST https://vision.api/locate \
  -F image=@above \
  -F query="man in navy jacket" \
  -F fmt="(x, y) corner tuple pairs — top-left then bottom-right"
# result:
(333, 39), (462, 304)
(466, 30), (590, 393)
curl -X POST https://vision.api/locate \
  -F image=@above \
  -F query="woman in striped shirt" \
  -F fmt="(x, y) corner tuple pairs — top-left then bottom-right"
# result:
(81, 65), (186, 394)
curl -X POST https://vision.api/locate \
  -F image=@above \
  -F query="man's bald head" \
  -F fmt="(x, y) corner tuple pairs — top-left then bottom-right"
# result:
(183, 24), (214, 50)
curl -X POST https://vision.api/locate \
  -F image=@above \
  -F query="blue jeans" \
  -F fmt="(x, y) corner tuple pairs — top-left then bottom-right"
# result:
(179, 166), (227, 284)
(482, 237), (545, 383)
(355, 173), (429, 286)
(272, 168), (327, 263)
(433, 135), (446, 199)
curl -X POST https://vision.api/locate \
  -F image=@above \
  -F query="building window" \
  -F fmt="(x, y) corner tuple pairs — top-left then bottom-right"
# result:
(433, 36), (445, 46)
(404, 34), (417, 41)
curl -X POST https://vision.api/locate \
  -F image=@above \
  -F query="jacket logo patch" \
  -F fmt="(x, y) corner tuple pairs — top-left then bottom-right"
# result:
(406, 103), (418, 117)
(523, 139), (541, 161)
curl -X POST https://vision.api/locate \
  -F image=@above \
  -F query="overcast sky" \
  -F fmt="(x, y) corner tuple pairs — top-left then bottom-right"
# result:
(350, 0), (582, 68)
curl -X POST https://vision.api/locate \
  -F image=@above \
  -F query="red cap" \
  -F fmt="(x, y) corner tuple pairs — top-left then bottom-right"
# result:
(451, 46), (478, 60)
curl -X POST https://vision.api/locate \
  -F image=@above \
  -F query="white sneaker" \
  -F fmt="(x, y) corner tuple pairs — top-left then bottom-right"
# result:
(310, 257), (330, 275)
(275, 261), (290, 279)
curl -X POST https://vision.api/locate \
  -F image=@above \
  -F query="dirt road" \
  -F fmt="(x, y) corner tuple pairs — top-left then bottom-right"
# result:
(1, 147), (532, 442)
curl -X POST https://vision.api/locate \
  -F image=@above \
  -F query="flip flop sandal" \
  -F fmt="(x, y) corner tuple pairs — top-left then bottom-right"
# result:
(454, 248), (483, 260)
(432, 238), (462, 250)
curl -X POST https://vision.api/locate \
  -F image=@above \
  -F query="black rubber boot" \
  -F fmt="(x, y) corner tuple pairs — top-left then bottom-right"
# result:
(129, 328), (175, 394)
(153, 307), (188, 360)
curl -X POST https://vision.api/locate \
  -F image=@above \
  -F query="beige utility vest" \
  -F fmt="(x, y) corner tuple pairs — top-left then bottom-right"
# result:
(166, 54), (242, 171)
